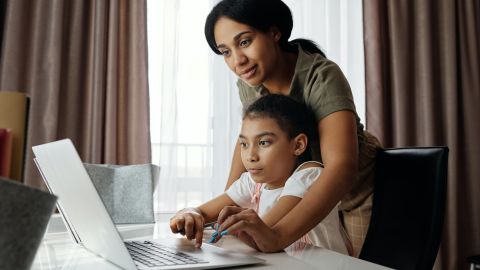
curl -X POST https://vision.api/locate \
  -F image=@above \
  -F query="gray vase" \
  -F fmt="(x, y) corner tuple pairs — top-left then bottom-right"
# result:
(0, 177), (57, 270)
(83, 163), (160, 224)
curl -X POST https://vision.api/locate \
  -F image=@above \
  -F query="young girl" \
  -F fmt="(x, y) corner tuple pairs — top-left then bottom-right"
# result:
(170, 94), (349, 254)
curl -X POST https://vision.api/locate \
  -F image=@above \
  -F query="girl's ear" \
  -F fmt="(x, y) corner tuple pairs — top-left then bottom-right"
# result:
(293, 133), (308, 156)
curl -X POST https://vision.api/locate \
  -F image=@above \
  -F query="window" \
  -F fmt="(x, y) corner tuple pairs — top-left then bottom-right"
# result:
(147, 0), (220, 212)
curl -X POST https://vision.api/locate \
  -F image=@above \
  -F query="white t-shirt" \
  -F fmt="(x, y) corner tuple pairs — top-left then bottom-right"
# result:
(226, 163), (348, 254)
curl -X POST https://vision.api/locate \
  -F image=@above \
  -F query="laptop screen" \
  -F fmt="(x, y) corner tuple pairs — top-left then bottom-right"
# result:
(33, 139), (136, 269)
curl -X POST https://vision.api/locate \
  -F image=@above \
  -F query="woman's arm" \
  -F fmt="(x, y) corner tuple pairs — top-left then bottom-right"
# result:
(262, 163), (321, 226)
(225, 139), (247, 190)
(262, 196), (302, 227)
(217, 111), (358, 252)
(272, 110), (358, 247)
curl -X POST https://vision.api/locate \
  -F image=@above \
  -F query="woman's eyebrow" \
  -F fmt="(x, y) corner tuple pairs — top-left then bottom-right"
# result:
(233, 31), (252, 40)
(217, 31), (252, 49)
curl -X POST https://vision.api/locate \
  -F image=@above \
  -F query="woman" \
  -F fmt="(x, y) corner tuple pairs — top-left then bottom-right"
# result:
(174, 0), (381, 256)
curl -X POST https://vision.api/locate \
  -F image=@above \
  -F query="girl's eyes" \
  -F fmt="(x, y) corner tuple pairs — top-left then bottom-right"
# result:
(239, 139), (272, 148)
(259, 140), (271, 146)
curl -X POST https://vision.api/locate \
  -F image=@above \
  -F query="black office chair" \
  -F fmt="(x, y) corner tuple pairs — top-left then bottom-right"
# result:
(359, 147), (449, 270)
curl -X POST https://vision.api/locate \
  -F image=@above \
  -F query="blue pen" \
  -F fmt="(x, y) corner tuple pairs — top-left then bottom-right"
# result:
(208, 231), (218, 243)
(208, 227), (229, 244)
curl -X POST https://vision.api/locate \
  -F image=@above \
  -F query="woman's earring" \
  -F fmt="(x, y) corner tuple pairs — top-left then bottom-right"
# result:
(275, 33), (281, 41)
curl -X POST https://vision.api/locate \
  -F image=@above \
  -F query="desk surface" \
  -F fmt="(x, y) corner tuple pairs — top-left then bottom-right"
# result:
(32, 216), (391, 270)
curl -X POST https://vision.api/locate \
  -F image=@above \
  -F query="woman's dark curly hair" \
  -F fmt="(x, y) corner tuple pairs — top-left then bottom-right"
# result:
(205, 0), (325, 57)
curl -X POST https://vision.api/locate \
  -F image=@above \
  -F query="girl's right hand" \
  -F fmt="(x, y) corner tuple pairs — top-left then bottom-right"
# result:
(169, 208), (205, 247)
(212, 206), (282, 252)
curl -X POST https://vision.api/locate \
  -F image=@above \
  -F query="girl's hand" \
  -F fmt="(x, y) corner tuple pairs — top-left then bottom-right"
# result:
(213, 206), (282, 253)
(169, 208), (205, 247)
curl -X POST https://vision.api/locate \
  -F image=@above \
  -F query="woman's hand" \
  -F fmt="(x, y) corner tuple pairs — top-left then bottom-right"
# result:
(213, 206), (282, 253)
(169, 208), (205, 247)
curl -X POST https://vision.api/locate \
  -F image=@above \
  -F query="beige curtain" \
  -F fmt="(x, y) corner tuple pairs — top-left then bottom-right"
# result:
(364, 0), (480, 269)
(0, 0), (151, 189)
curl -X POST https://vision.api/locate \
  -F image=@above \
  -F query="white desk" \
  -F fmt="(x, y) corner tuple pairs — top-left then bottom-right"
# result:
(32, 215), (391, 270)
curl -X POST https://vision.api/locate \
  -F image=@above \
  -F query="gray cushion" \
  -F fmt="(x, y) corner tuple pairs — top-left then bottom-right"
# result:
(83, 163), (160, 224)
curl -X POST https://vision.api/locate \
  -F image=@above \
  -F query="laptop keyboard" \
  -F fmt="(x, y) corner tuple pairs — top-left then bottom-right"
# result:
(125, 241), (208, 268)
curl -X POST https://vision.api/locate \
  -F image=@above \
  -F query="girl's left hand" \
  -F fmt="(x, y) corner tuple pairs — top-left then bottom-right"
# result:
(211, 206), (282, 253)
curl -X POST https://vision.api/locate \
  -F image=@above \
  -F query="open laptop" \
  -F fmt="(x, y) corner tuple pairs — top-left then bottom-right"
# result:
(33, 139), (264, 270)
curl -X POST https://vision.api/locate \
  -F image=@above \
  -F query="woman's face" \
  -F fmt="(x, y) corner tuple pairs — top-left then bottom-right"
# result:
(214, 17), (281, 87)
(239, 116), (299, 189)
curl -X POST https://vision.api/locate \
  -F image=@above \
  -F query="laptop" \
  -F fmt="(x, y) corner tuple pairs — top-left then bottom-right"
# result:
(33, 139), (265, 270)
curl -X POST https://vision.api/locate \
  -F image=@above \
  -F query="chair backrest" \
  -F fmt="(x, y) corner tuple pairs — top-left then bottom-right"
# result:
(359, 147), (449, 270)
(0, 92), (30, 182)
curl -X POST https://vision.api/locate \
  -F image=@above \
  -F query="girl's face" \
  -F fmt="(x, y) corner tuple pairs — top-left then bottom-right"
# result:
(239, 116), (305, 189)
(213, 17), (281, 87)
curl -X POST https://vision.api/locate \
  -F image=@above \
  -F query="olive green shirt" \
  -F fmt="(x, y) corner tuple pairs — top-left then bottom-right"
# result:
(237, 46), (381, 211)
